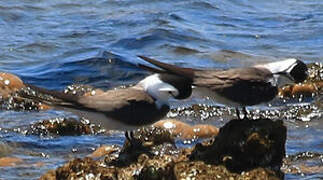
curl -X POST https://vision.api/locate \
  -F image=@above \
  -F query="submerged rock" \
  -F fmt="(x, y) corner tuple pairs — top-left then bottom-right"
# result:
(0, 157), (23, 167)
(282, 152), (323, 175)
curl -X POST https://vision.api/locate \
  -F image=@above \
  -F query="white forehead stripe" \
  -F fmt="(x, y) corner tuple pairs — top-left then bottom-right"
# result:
(255, 58), (298, 74)
(138, 74), (164, 90)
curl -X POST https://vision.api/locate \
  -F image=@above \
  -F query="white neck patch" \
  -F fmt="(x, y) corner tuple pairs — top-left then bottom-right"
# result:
(256, 58), (298, 74)
(138, 74), (179, 109)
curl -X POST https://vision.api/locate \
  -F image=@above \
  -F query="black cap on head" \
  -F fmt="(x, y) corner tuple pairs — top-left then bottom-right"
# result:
(159, 73), (192, 99)
(290, 60), (308, 83)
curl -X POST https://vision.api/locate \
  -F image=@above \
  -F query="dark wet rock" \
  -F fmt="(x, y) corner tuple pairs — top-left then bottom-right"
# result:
(108, 126), (176, 166)
(136, 154), (176, 180)
(41, 118), (285, 179)
(0, 72), (50, 111)
(26, 117), (103, 136)
(39, 157), (117, 180)
(282, 152), (323, 175)
(153, 119), (219, 139)
(174, 161), (281, 180)
(190, 118), (286, 174)
(307, 62), (323, 82)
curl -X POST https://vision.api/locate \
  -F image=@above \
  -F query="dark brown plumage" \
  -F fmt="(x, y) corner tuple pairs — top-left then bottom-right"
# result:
(17, 73), (191, 129)
(138, 55), (307, 108)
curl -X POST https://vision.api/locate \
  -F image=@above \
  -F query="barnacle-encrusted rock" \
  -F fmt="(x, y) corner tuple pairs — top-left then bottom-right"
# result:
(39, 157), (117, 180)
(108, 126), (176, 166)
(41, 118), (285, 179)
(174, 161), (281, 180)
(190, 118), (286, 173)
(26, 117), (103, 136)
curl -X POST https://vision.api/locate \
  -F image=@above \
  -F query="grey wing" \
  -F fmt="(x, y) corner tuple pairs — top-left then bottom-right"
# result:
(19, 84), (155, 113)
(75, 88), (156, 112)
(193, 68), (278, 106)
(193, 67), (274, 90)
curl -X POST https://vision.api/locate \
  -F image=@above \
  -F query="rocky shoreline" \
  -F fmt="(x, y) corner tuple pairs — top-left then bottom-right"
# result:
(40, 118), (286, 180)
(0, 62), (322, 179)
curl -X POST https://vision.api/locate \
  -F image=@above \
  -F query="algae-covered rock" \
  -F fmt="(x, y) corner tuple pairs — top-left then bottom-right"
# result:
(40, 157), (117, 180)
(174, 161), (281, 180)
(26, 117), (103, 136)
(190, 118), (286, 173)
(41, 118), (286, 179)
(108, 126), (176, 166)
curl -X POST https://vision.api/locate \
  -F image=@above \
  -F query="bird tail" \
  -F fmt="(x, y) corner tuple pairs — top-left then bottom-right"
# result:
(17, 84), (78, 107)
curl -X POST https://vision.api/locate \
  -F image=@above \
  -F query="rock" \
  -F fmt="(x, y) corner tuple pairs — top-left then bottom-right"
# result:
(109, 126), (176, 166)
(153, 119), (219, 139)
(190, 118), (286, 173)
(174, 161), (281, 180)
(278, 62), (323, 98)
(39, 157), (117, 180)
(0, 72), (25, 98)
(282, 152), (323, 175)
(42, 118), (285, 179)
(136, 155), (176, 180)
(0, 157), (23, 167)
(279, 82), (322, 98)
(88, 145), (120, 158)
(26, 117), (103, 136)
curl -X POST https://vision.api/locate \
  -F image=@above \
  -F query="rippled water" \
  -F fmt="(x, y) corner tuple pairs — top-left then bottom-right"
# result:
(0, 0), (322, 179)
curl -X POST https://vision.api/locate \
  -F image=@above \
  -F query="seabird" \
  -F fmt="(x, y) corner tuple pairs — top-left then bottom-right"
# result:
(18, 73), (192, 130)
(137, 55), (308, 119)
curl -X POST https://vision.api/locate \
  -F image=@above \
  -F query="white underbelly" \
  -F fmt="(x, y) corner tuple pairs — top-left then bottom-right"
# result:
(56, 107), (140, 130)
(192, 87), (242, 107)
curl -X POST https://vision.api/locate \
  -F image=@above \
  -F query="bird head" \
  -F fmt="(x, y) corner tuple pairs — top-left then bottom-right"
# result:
(138, 74), (192, 106)
(256, 58), (308, 86)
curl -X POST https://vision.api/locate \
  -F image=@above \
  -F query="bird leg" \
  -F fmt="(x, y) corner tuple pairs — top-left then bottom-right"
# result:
(236, 107), (248, 120)
(242, 107), (248, 119)
(124, 131), (135, 145)
(236, 108), (242, 120)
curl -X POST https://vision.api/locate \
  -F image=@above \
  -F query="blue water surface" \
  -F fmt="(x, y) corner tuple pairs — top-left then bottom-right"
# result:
(0, 0), (322, 179)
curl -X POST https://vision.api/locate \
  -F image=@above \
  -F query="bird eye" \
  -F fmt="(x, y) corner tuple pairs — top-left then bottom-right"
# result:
(168, 91), (174, 96)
